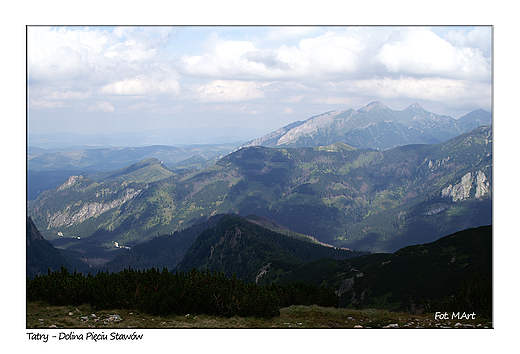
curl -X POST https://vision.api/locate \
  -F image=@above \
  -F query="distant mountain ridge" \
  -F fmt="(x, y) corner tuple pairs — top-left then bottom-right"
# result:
(27, 143), (237, 172)
(239, 102), (491, 150)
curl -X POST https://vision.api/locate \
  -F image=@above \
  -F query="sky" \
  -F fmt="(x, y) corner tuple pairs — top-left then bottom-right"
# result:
(27, 25), (492, 142)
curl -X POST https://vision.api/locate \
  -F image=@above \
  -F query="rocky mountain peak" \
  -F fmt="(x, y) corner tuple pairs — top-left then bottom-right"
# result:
(358, 101), (387, 113)
(404, 102), (426, 111)
(57, 175), (85, 191)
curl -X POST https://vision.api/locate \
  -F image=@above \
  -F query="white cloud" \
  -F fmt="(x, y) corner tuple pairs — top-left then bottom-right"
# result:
(445, 27), (492, 57)
(190, 80), (269, 102)
(347, 77), (491, 102)
(28, 26), (180, 96)
(262, 27), (322, 42)
(297, 30), (365, 76)
(29, 99), (66, 109)
(202, 103), (266, 115)
(177, 30), (367, 80)
(177, 32), (260, 78)
(46, 90), (92, 100)
(28, 27), (112, 82)
(100, 76), (180, 96)
(176, 27), (491, 83)
(376, 27), (491, 80)
(87, 101), (115, 112)
(285, 94), (306, 103)
(311, 96), (358, 105)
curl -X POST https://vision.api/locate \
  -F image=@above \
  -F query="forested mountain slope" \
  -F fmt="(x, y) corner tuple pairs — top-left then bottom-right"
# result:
(176, 214), (366, 284)
(28, 126), (492, 263)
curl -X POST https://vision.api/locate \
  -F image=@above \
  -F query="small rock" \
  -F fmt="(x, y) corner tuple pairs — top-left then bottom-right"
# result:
(354, 325), (363, 328)
(49, 324), (57, 328)
(68, 312), (73, 316)
(90, 314), (97, 318)
(455, 322), (462, 327)
(383, 323), (399, 328)
(108, 314), (122, 322)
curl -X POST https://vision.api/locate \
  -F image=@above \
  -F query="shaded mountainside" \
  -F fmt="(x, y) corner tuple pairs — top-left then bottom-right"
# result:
(27, 216), (71, 278)
(101, 214), (226, 273)
(176, 215), (366, 284)
(28, 126), (492, 264)
(277, 225), (492, 314)
(239, 102), (490, 150)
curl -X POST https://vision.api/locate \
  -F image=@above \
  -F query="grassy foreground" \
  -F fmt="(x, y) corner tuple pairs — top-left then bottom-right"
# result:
(27, 301), (492, 329)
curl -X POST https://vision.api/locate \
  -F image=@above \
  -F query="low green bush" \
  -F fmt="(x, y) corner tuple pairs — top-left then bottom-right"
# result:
(27, 266), (338, 319)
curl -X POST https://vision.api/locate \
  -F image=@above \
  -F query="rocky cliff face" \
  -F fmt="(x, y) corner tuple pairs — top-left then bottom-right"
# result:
(47, 184), (143, 228)
(276, 110), (347, 146)
(441, 170), (490, 202)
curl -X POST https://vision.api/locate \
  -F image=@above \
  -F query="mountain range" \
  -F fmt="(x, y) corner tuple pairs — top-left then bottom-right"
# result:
(26, 101), (493, 318)
(239, 102), (491, 150)
(27, 103), (490, 201)
(27, 143), (236, 172)
(27, 124), (492, 267)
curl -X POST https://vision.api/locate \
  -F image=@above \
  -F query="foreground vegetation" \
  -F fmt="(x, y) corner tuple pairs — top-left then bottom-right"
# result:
(27, 302), (492, 329)
(27, 263), (492, 329)
(27, 266), (337, 319)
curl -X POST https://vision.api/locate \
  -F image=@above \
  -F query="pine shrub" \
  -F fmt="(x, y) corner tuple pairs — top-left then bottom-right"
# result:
(26, 267), (338, 319)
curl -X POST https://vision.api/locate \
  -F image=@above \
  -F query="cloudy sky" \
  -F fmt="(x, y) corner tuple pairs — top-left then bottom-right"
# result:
(27, 25), (492, 141)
